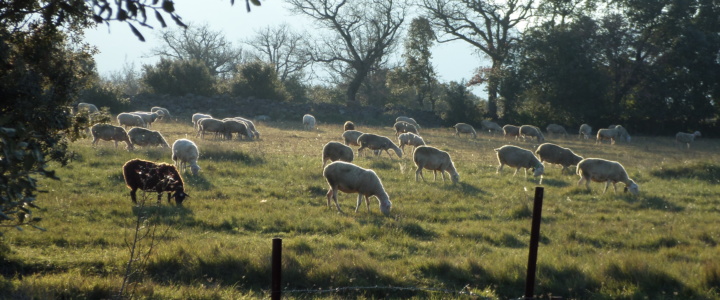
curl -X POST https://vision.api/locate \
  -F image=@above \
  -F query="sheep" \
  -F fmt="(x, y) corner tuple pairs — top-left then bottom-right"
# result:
(494, 145), (545, 178)
(122, 158), (188, 205)
(151, 107), (171, 120)
(323, 161), (392, 216)
(481, 120), (503, 135)
(128, 127), (170, 148)
(357, 133), (403, 158)
(196, 118), (230, 140)
(396, 116), (421, 129)
(77, 102), (99, 114)
(576, 158), (639, 195)
(453, 123), (477, 138)
(344, 121), (356, 131)
(172, 139), (200, 176)
(393, 121), (419, 136)
(90, 123), (134, 150)
(579, 124), (592, 140)
(342, 130), (364, 147)
(675, 131), (701, 149)
(613, 125), (631, 142)
(596, 125), (630, 145)
(130, 112), (160, 128)
(397, 132), (426, 152)
(322, 141), (354, 168)
(413, 146), (459, 183)
(503, 124), (521, 140)
(520, 125), (545, 142)
(223, 119), (254, 140)
(535, 143), (583, 174)
(192, 113), (213, 129)
(232, 117), (260, 139)
(117, 112), (146, 129)
(546, 124), (568, 138)
(303, 114), (316, 130)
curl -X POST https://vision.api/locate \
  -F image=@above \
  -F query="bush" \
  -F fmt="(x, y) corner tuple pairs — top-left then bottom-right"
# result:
(141, 58), (216, 96)
(228, 61), (290, 101)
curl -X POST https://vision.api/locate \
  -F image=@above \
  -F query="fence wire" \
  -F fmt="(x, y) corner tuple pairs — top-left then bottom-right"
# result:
(265, 284), (504, 299)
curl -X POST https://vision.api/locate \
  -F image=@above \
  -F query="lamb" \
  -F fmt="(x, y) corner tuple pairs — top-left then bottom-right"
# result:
(117, 112), (146, 129)
(322, 141), (354, 168)
(453, 123), (477, 138)
(128, 127), (170, 148)
(232, 117), (260, 139)
(413, 146), (460, 184)
(90, 123), (134, 150)
(397, 132), (426, 152)
(303, 114), (316, 130)
(196, 118), (230, 140)
(596, 125), (630, 145)
(122, 158), (189, 205)
(546, 124), (568, 138)
(396, 116), (421, 129)
(130, 112), (160, 128)
(520, 125), (545, 143)
(494, 145), (545, 178)
(576, 158), (639, 195)
(323, 161), (392, 216)
(503, 124), (521, 140)
(172, 139), (201, 176)
(579, 124), (592, 140)
(535, 143), (583, 174)
(394, 121), (419, 136)
(481, 120), (503, 135)
(223, 119), (254, 140)
(151, 107), (171, 120)
(357, 133), (403, 158)
(675, 131), (701, 149)
(342, 130), (364, 147)
(76, 102), (99, 114)
(192, 113), (213, 129)
(344, 121), (356, 131)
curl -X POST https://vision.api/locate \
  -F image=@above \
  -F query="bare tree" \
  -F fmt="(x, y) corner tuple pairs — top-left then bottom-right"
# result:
(421, 0), (534, 120)
(287, 0), (407, 106)
(246, 24), (311, 83)
(152, 22), (243, 76)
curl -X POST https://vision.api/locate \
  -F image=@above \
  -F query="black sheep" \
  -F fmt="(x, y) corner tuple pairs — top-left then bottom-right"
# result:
(122, 158), (188, 205)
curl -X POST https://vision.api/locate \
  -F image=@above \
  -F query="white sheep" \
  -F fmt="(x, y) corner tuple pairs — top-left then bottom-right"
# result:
(394, 121), (419, 136)
(535, 143), (583, 174)
(77, 102), (99, 114)
(579, 124), (592, 140)
(576, 158), (639, 195)
(130, 111), (160, 128)
(397, 132), (426, 152)
(481, 120), (503, 135)
(396, 116), (421, 129)
(223, 119), (254, 140)
(342, 130), (364, 147)
(151, 107), (171, 121)
(520, 125), (545, 143)
(117, 112), (146, 129)
(495, 145), (545, 178)
(596, 125), (630, 145)
(453, 123), (477, 138)
(546, 124), (568, 138)
(413, 146), (459, 183)
(675, 131), (701, 149)
(323, 161), (392, 216)
(90, 123), (134, 150)
(192, 113), (213, 129)
(196, 118), (230, 140)
(503, 124), (521, 140)
(172, 139), (200, 176)
(303, 114), (316, 130)
(232, 116), (261, 139)
(357, 133), (403, 158)
(128, 127), (170, 148)
(322, 141), (354, 168)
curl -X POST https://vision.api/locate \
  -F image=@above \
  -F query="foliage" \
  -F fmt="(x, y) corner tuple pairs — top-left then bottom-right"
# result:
(228, 60), (291, 101)
(78, 78), (132, 114)
(141, 58), (217, 96)
(439, 81), (485, 126)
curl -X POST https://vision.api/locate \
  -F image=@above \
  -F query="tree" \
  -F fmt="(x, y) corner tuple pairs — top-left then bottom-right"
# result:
(228, 61), (291, 101)
(152, 23), (244, 76)
(421, 0), (534, 120)
(246, 23), (312, 83)
(398, 17), (438, 110)
(287, 0), (407, 106)
(141, 58), (217, 96)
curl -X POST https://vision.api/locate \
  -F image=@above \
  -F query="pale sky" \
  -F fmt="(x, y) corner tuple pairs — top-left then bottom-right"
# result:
(84, 0), (486, 95)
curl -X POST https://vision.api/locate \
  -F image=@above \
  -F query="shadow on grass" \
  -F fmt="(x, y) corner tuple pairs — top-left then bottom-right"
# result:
(631, 196), (684, 212)
(453, 181), (487, 195)
(533, 265), (601, 299)
(184, 174), (214, 191)
(651, 162), (720, 184)
(604, 260), (697, 298)
(202, 148), (265, 165)
(539, 177), (571, 188)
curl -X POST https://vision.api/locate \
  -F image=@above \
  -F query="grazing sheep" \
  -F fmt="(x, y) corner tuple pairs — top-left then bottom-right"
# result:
(396, 116), (421, 129)
(503, 124), (521, 140)
(323, 161), (391, 216)
(481, 120), (503, 135)
(397, 132), (426, 152)
(322, 141), (354, 168)
(576, 158), (639, 195)
(495, 145), (545, 178)
(342, 130), (364, 147)
(393, 121), (419, 136)
(675, 131), (701, 149)
(546, 124), (568, 138)
(117, 113), (146, 129)
(344, 121), (356, 131)
(77, 102), (99, 114)
(358, 133), (403, 158)
(413, 146), (459, 183)
(192, 113), (213, 129)
(303, 114), (316, 130)
(196, 118), (230, 140)
(232, 116), (260, 139)
(520, 125), (545, 142)
(122, 158), (188, 205)
(453, 123), (477, 138)
(128, 127), (170, 148)
(535, 143), (583, 174)
(91, 123), (134, 150)
(172, 139), (200, 176)
(130, 112), (160, 128)
(223, 119), (254, 140)
(596, 125), (630, 145)
(151, 107), (171, 121)
(579, 124), (592, 140)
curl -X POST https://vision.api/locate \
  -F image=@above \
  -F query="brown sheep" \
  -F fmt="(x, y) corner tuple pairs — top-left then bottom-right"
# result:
(122, 159), (189, 205)
(344, 121), (356, 131)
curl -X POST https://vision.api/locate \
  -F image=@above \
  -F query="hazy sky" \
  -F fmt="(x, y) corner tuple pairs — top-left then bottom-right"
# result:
(84, 0), (486, 95)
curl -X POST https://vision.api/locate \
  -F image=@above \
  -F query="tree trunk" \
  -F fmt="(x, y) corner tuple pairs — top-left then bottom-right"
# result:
(486, 60), (502, 120)
(346, 69), (367, 106)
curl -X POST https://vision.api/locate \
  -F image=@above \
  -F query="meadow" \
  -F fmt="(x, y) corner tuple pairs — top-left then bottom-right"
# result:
(1, 119), (719, 299)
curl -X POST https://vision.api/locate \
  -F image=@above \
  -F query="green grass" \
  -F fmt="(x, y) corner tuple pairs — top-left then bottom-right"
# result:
(2, 120), (720, 299)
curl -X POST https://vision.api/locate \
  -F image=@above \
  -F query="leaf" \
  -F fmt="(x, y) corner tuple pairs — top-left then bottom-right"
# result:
(170, 14), (186, 28)
(155, 10), (167, 28)
(93, 15), (104, 23)
(128, 23), (146, 41)
(162, 0), (175, 13)
(250, 0), (261, 6)
(117, 8), (128, 21)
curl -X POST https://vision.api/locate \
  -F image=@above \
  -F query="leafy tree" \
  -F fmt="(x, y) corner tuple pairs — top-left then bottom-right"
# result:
(440, 81), (485, 125)
(228, 61), (291, 101)
(141, 58), (216, 96)
(246, 23), (311, 83)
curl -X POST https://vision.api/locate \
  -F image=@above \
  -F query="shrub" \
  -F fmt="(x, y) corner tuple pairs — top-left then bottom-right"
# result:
(227, 61), (290, 101)
(141, 58), (216, 96)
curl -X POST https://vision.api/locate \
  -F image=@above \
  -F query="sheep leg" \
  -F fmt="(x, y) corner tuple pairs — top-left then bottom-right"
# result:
(603, 181), (610, 194)
(441, 170), (447, 181)
(355, 194), (363, 212)
(612, 182), (618, 193)
(130, 189), (138, 204)
(512, 167), (520, 177)
(330, 188), (343, 213)
(433, 170), (438, 181)
(415, 166), (425, 182)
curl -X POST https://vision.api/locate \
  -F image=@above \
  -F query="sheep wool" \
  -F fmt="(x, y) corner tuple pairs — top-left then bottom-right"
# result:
(675, 131), (701, 149)
(117, 113), (146, 129)
(503, 124), (521, 140)
(495, 145), (545, 178)
(535, 143), (583, 174)
(579, 124), (592, 140)
(358, 133), (403, 158)
(172, 139), (201, 176)
(128, 127), (170, 148)
(91, 123), (134, 150)
(322, 141), (354, 168)
(413, 146), (459, 183)
(453, 123), (477, 139)
(323, 161), (391, 216)
(303, 114), (316, 130)
(394, 121), (418, 136)
(398, 132), (426, 152)
(576, 158), (639, 195)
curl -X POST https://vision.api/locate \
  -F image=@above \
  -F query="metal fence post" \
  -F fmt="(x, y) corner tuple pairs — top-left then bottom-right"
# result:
(272, 238), (282, 300)
(524, 187), (544, 299)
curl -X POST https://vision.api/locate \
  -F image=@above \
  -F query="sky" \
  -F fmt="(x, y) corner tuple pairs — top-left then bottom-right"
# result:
(84, 0), (486, 95)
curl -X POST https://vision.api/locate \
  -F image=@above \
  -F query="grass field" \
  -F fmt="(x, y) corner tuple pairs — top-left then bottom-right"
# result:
(1, 119), (719, 299)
